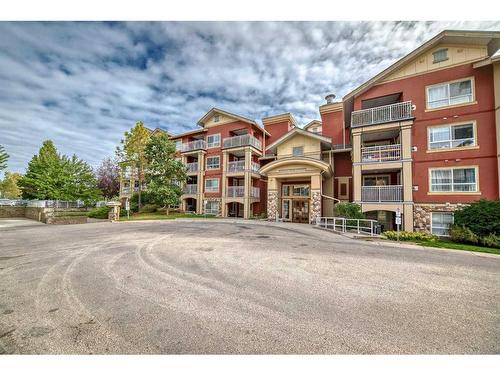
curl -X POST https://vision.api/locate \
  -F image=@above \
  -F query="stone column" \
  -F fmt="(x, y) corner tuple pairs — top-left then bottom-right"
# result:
(267, 177), (278, 220)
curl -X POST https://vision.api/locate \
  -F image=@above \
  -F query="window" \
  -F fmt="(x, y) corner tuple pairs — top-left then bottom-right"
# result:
(207, 134), (220, 148)
(427, 78), (473, 109)
(175, 140), (182, 151)
(430, 167), (477, 192)
(363, 175), (390, 186)
(213, 115), (220, 123)
(282, 185), (290, 197)
(429, 123), (475, 150)
(204, 201), (219, 215)
(432, 49), (448, 63)
(206, 156), (220, 170)
(292, 146), (304, 156)
(431, 212), (454, 236)
(205, 178), (219, 192)
(292, 185), (310, 197)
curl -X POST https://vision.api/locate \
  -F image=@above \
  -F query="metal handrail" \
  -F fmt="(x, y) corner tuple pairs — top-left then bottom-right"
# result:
(186, 162), (198, 173)
(227, 186), (245, 197)
(183, 184), (198, 194)
(362, 185), (403, 202)
(227, 160), (245, 172)
(315, 217), (378, 236)
(351, 101), (413, 127)
(181, 140), (207, 152)
(361, 144), (402, 162)
(222, 134), (262, 150)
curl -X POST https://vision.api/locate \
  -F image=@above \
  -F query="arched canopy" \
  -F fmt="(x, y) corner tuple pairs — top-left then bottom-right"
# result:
(259, 157), (332, 178)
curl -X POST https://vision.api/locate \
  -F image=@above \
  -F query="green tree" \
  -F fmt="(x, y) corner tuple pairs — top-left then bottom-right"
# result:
(0, 172), (22, 199)
(116, 122), (150, 209)
(144, 133), (186, 214)
(0, 144), (9, 172)
(18, 140), (101, 203)
(453, 199), (500, 237)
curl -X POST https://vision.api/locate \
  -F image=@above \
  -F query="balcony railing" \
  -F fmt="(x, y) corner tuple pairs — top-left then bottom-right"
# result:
(186, 162), (198, 173)
(227, 186), (245, 198)
(251, 161), (260, 173)
(222, 134), (262, 150)
(183, 184), (198, 194)
(362, 185), (403, 202)
(351, 101), (413, 127)
(227, 160), (245, 173)
(181, 140), (206, 152)
(122, 187), (130, 194)
(361, 144), (401, 163)
(226, 186), (260, 198)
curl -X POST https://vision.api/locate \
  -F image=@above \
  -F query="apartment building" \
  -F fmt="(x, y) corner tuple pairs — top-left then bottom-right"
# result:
(119, 29), (500, 235)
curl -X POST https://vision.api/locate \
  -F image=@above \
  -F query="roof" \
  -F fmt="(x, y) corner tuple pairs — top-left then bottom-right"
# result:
(344, 29), (500, 100)
(149, 127), (171, 137)
(262, 113), (298, 128)
(265, 127), (332, 152)
(196, 107), (270, 136)
(303, 120), (322, 130)
(169, 128), (207, 140)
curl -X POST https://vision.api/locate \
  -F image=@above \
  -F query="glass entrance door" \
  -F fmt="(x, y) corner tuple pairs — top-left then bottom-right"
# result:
(292, 200), (309, 223)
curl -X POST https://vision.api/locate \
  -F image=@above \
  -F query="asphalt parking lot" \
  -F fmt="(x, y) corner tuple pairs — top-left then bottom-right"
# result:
(0, 219), (499, 354)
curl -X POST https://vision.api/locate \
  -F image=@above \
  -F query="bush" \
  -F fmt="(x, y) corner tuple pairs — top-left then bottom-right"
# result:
(139, 204), (158, 213)
(334, 202), (364, 219)
(383, 231), (437, 242)
(481, 233), (500, 249)
(449, 225), (479, 245)
(453, 199), (500, 238)
(129, 191), (155, 212)
(87, 206), (111, 219)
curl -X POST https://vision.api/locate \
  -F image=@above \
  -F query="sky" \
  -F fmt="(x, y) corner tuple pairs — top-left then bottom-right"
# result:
(0, 21), (499, 173)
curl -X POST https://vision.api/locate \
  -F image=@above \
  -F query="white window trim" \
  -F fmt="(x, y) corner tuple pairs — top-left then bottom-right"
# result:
(206, 133), (221, 148)
(431, 212), (454, 237)
(428, 166), (480, 195)
(205, 178), (219, 192)
(206, 155), (220, 170)
(427, 121), (478, 152)
(425, 76), (476, 111)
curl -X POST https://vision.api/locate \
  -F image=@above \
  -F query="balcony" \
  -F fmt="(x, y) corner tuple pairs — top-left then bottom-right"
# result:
(362, 185), (403, 202)
(122, 187), (130, 194)
(361, 144), (401, 163)
(351, 101), (413, 128)
(183, 184), (198, 194)
(226, 186), (260, 198)
(181, 140), (206, 153)
(223, 134), (262, 150)
(226, 160), (260, 173)
(186, 162), (198, 173)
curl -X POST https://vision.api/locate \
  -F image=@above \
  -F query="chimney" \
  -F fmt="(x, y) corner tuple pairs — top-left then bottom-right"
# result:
(325, 94), (336, 104)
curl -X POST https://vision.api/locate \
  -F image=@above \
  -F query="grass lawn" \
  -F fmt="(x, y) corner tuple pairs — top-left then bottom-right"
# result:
(119, 212), (216, 221)
(414, 239), (500, 255)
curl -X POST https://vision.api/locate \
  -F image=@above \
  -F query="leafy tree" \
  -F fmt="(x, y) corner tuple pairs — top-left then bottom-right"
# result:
(334, 202), (365, 219)
(0, 144), (9, 172)
(95, 157), (120, 199)
(0, 172), (22, 199)
(116, 121), (150, 209)
(144, 133), (186, 214)
(453, 199), (500, 237)
(18, 140), (101, 203)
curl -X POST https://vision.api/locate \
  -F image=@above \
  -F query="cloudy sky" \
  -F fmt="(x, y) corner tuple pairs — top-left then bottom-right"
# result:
(0, 21), (499, 173)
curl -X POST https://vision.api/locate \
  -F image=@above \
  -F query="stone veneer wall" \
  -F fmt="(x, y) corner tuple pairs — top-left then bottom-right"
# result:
(310, 190), (321, 224)
(1, 206), (88, 224)
(204, 197), (222, 216)
(0, 206), (26, 218)
(267, 191), (278, 220)
(413, 203), (467, 233)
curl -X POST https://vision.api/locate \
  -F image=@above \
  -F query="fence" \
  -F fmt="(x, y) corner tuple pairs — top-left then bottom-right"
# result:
(0, 199), (86, 208)
(361, 185), (403, 202)
(351, 101), (413, 127)
(315, 217), (379, 236)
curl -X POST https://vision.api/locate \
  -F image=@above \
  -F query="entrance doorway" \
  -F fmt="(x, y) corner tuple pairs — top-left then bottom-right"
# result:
(292, 200), (309, 223)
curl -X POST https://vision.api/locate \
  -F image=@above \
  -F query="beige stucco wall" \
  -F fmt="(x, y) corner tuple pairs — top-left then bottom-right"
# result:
(277, 134), (321, 159)
(381, 44), (487, 83)
(322, 176), (334, 216)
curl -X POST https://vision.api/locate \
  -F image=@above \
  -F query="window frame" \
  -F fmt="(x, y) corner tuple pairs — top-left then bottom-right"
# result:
(206, 133), (221, 148)
(431, 212), (454, 237)
(204, 201), (219, 215)
(427, 121), (477, 152)
(204, 178), (220, 193)
(428, 166), (479, 194)
(292, 146), (304, 157)
(206, 155), (220, 170)
(425, 77), (475, 111)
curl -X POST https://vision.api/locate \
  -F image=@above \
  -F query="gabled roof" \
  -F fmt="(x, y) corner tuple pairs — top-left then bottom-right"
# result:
(266, 127), (332, 152)
(303, 120), (322, 131)
(262, 112), (298, 128)
(344, 29), (500, 100)
(196, 107), (270, 136)
(149, 127), (171, 137)
(169, 128), (207, 140)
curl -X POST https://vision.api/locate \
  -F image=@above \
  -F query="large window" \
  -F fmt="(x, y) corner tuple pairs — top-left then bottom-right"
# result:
(428, 123), (475, 150)
(207, 134), (220, 148)
(204, 201), (219, 215)
(205, 178), (219, 192)
(430, 167), (477, 192)
(427, 78), (473, 109)
(282, 184), (309, 197)
(206, 156), (220, 170)
(431, 212), (454, 236)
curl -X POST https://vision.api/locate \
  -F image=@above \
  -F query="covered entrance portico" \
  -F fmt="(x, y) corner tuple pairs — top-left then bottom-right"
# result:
(260, 158), (332, 223)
